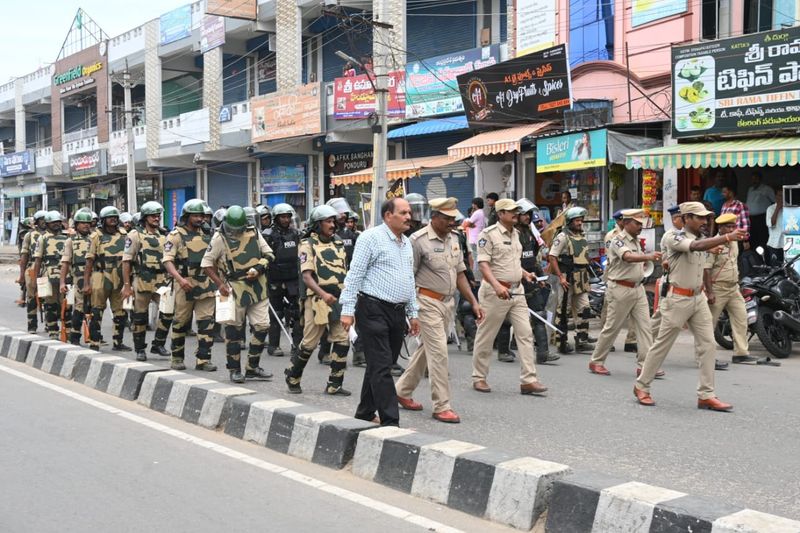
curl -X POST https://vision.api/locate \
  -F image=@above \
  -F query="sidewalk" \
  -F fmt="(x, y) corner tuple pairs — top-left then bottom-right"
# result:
(0, 245), (19, 264)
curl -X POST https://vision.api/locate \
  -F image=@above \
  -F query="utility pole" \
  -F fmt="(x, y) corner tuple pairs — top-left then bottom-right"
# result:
(370, 0), (393, 228)
(121, 62), (138, 213)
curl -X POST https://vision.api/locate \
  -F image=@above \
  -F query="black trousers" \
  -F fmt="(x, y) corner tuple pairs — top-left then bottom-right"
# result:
(354, 294), (406, 426)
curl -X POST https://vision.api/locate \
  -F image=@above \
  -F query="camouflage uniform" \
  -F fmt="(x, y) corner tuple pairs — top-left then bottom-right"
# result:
(87, 227), (129, 349)
(285, 232), (349, 393)
(62, 232), (92, 344)
(201, 226), (273, 373)
(20, 227), (43, 332)
(123, 228), (173, 353)
(549, 227), (593, 349)
(163, 225), (216, 366)
(34, 230), (71, 339)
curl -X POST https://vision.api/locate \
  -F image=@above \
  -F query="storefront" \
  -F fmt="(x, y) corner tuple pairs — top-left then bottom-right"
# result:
(324, 147), (373, 211)
(68, 149), (121, 214)
(162, 169), (196, 229)
(258, 155), (308, 221)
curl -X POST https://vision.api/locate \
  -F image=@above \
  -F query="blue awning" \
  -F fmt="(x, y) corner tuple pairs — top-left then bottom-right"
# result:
(387, 115), (469, 139)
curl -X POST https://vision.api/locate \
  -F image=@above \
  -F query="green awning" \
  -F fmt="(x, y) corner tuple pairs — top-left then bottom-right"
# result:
(626, 137), (800, 170)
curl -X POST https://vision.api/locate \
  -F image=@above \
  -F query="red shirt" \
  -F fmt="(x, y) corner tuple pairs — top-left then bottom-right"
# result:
(721, 199), (750, 239)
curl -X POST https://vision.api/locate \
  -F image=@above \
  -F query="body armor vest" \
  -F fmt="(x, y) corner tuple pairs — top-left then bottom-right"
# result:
(136, 229), (166, 292)
(173, 226), (216, 300)
(518, 228), (538, 273)
(94, 230), (127, 271)
(336, 227), (356, 266)
(301, 234), (347, 298)
(223, 229), (268, 307)
(266, 226), (300, 282)
(41, 231), (68, 279)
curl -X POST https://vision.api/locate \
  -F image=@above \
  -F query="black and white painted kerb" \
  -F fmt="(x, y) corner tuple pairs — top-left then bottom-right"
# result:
(1, 327), (799, 532)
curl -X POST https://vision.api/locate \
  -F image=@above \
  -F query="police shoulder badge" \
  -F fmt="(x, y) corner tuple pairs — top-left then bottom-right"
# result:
(614, 238), (624, 248)
(478, 238), (487, 248)
(164, 241), (174, 252)
(125, 237), (132, 249)
(299, 252), (307, 264)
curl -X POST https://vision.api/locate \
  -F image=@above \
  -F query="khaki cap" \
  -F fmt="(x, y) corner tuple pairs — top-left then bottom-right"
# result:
(429, 197), (459, 217)
(715, 213), (737, 225)
(680, 201), (713, 217)
(495, 198), (521, 212)
(621, 208), (647, 224)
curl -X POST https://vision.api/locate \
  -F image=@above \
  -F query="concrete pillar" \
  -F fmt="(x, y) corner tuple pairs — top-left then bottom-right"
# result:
(14, 79), (25, 152)
(276, 0), (302, 91)
(203, 46), (223, 152)
(144, 19), (162, 160)
(374, 0), (406, 66)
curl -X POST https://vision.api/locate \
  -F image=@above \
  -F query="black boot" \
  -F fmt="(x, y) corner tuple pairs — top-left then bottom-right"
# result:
(135, 350), (147, 362)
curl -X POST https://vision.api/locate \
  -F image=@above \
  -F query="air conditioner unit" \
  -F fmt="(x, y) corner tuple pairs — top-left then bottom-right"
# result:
(77, 187), (90, 200)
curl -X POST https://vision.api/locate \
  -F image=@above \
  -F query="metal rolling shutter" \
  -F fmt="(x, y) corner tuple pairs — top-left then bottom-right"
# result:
(406, 1), (478, 61)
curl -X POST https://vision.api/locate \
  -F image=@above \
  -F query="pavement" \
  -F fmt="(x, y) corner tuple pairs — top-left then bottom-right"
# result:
(2, 265), (799, 521)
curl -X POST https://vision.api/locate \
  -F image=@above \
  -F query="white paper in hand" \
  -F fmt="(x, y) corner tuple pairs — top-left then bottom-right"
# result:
(348, 326), (358, 344)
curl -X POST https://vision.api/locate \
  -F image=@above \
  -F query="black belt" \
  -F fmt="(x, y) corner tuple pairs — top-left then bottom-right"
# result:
(359, 292), (406, 310)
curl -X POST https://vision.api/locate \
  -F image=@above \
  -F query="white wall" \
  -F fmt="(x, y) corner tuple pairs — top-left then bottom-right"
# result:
(474, 158), (515, 199)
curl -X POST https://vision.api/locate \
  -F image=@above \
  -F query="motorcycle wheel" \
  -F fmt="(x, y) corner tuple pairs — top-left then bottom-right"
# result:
(714, 310), (734, 350)
(754, 307), (792, 358)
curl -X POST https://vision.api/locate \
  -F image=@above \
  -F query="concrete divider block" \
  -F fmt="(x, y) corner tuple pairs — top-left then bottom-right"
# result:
(164, 378), (216, 417)
(0, 329), (26, 356)
(546, 471), (630, 533)
(711, 509), (800, 533)
(266, 404), (322, 454)
(81, 355), (127, 389)
(312, 417), (376, 470)
(58, 349), (96, 380)
(220, 394), (280, 439)
(241, 399), (301, 446)
(28, 340), (65, 367)
(593, 481), (686, 532)
(485, 456), (571, 530)
(192, 385), (255, 429)
(352, 426), (415, 482)
(7, 333), (41, 362)
(287, 411), (349, 462)
(137, 370), (190, 410)
(375, 432), (449, 494)
(650, 494), (742, 533)
(447, 448), (518, 518)
(411, 440), (485, 505)
(105, 361), (169, 400)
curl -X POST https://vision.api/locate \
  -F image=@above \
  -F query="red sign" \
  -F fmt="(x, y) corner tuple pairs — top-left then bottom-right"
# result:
(333, 71), (406, 119)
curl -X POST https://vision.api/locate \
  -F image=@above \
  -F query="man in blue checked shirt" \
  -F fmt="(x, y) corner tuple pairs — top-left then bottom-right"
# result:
(340, 198), (420, 427)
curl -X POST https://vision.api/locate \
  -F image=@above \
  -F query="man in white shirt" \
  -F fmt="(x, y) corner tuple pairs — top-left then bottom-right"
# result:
(765, 189), (784, 266)
(746, 172), (775, 251)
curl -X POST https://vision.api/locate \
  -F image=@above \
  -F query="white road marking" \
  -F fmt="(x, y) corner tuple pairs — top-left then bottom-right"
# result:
(0, 363), (463, 533)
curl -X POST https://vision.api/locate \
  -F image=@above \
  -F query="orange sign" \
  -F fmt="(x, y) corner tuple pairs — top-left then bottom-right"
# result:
(206, 0), (257, 20)
(251, 83), (322, 143)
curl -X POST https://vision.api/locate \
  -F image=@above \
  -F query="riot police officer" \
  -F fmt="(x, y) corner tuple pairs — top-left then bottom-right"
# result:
(345, 212), (361, 236)
(257, 204), (272, 232)
(60, 209), (93, 345)
(326, 197), (357, 265)
(83, 206), (130, 351)
(18, 210), (47, 332)
(404, 193), (430, 237)
(119, 212), (134, 232)
(33, 211), (71, 339)
(263, 203), (303, 357)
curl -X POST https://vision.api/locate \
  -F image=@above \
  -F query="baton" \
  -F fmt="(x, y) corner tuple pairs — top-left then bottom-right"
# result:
(529, 308), (565, 334)
(267, 300), (296, 350)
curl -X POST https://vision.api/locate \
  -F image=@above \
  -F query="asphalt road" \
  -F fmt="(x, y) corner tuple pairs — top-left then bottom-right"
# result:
(0, 359), (513, 533)
(3, 265), (800, 521)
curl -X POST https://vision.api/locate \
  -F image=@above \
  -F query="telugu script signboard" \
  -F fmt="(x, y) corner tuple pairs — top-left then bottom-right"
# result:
(333, 71), (405, 120)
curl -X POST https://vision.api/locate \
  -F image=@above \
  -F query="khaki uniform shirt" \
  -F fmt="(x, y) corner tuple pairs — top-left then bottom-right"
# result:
(86, 229), (127, 261)
(660, 228), (677, 256)
(706, 238), (739, 286)
(20, 229), (41, 256)
(666, 229), (707, 291)
(122, 229), (144, 261)
(200, 230), (272, 269)
(411, 225), (465, 297)
(603, 225), (622, 281)
(476, 223), (523, 285)
(606, 229), (644, 283)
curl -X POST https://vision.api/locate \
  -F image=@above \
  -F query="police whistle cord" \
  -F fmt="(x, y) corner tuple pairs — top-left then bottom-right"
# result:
(267, 300), (296, 350)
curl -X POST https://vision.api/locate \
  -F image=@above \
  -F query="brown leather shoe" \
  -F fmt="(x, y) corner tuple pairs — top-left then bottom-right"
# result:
(697, 397), (733, 412)
(589, 363), (610, 375)
(433, 410), (461, 423)
(636, 367), (666, 379)
(397, 396), (423, 411)
(633, 386), (655, 406)
(520, 382), (548, 395)
(473, 380), (491, 393)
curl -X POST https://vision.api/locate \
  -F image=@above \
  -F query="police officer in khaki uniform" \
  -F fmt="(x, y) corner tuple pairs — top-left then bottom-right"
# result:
(33, 211), (71, 339)
(284, 205), (352, 395)
(635, 202), (745, 411)
(60, 209), (94, 345)
(203, 205), (274, 384)
(600, 210), (638, 352)
(83, 206), (130, 351)
(395, 198), (484, 424)
(471, 199), (548, 395)
(589, 209), (661, 375)
(163, 199), (218, 371)
(122, 201), (173, 362)
(18, 210), (48, 333)
(705, 213), (757, 364)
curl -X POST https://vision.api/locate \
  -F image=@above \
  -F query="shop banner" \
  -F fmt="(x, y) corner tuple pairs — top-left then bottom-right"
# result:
(260, 165), (306, 194)
(206, 0), (257, 20)
(516, 0), (556, 56)
(536, 129), (607, 173)
(386, 179), (405, 199)
(69, 150), (107, 180)
(333, 71), (405, 120)
(631, 0), (686, 27)
(2, 182), (43, 198)
(405, 45), (501, 118)
(672, 26), (800, 138)
(160, 5), (192, 45)
(200, 15), (225, 54)
(252, 82), (322, 142)
(458, 44), (572, 127)
(327, 151), (372, 175)
(0, 150), (35, 178)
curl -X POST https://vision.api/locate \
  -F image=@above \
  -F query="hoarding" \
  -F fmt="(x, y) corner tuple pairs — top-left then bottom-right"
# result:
(333, 71), (405, 120)
(516, 0), (556, 56)
(251, 83), (322, 142)
(0, 150), (35, 178)
(160, 5), (192, 45)
(536, 129), (607, 173)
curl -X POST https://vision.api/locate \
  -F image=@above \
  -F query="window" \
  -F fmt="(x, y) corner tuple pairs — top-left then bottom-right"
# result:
(569, 0), (614, 67)
(744, 0), (796, 34)
(702, 0), (720, 39)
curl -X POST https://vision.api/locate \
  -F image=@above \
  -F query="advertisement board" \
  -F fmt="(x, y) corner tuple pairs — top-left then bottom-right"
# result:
(458, 44), (572, 127)
(672, 26), (800, 138)
(200, 15), (225, 54)
(536, 129), (607, 173)
(631, 0), (687, 27)
(516, 0), (556, 56)
(405, 45), (500, 118)
(333, 71), (405, 120)
(260, 165), (306, 194)
(160, 5), (192, 45)
(251, 83), (322, 142)
(69, 150), (107, 180)
(206, 0), (257, 20)
(0, 150), (35, 178)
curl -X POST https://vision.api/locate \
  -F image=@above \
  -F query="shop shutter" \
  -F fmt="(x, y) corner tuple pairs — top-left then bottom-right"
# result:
(207, 163), (248, 209)
(405, 132), (472, 158)
(406, 1), (478, 61)
(408, 165), (475, 217)
(163, 170), (196, 190)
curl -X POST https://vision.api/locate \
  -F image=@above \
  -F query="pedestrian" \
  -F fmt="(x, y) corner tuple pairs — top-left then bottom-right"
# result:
(689, 185), (703, 203)
(284, 205), (351, 396)
(463, 197), (486, 270)
(588, 209), (660, 376)
(705, 213), (758, 365)
(721, 183), (750, 251)
(60, 209), (93, 345)
(263, 203), (303, 357)
(745, 172), (774, 251)
(203, 205), (274, 384)
(634, 201), (746, 411)
(18, 210), (47, 333)
(703, 171), (726, 215)
(471, 198), (549, 396)
(83, 206), (130, 351)
(33, 211), (71, 340)
(765, 189), (784, 266)
(558, 191), (576, 216)
(340, 198), (420, 427)
(121, 201), (173, 362)
(600, 210), (638, 353)
(548, 207), (595, 353)
(162, 199), (218, 371)
(395, 198), (484, 424)
(485, 192), (500, 226)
